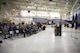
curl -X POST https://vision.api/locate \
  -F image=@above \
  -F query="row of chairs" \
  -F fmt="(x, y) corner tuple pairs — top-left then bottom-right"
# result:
(0, 25), (46, 39)
(0, 25), (46, 47)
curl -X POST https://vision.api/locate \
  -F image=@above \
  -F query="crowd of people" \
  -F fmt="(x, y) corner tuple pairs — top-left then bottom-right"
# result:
(0, 22), (46, 39)
(0, 21), (63, 47)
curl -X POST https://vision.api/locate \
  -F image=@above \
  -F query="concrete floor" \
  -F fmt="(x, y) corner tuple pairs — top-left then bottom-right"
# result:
(0, 25), (80, 53)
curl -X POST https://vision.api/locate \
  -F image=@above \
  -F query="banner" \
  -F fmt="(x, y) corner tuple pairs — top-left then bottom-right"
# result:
(72, 14), (74, 28)
(74, 13), (78, 29)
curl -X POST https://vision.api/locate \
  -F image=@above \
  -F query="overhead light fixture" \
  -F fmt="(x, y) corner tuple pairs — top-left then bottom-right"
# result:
(13, 9), (15, 11)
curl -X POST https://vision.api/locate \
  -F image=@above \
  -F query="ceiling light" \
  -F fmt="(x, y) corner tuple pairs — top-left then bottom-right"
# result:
(13, 9), (15, 11)
(48, 2), (56, 5)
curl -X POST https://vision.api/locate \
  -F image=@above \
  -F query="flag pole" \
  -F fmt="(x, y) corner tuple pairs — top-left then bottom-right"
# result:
(75, 29), (78, 39)
(75, 23), (78, 39)
(71, 18), (73, 38)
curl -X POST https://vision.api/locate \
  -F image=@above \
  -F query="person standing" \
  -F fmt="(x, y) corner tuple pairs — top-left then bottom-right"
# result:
(58, 20), (62, 36)
(8, 25), (14, 39)
(55, 20), (62, 36)
(2, 25), (8, 39)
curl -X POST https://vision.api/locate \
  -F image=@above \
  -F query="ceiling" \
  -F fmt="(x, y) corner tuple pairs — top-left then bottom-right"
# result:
(0, 0), (76, 13)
